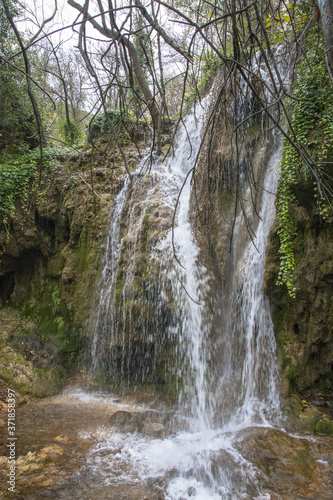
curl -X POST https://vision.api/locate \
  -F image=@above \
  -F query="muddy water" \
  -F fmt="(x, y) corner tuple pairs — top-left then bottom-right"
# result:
(1, 386), (333, 499)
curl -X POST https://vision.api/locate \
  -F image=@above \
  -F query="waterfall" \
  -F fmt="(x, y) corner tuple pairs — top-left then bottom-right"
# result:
(88, 96), (283, 498)
(205, 135), (283, 430)
(90, 101), (213, 420)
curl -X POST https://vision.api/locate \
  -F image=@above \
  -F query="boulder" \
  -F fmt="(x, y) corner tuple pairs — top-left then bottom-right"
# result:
(109, 410), (166, 437)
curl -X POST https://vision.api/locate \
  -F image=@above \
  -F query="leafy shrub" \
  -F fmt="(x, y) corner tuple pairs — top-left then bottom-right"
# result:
(88, 109), (122, 140)
(0, 145), (64, 231)
(60, 120), (81, 145)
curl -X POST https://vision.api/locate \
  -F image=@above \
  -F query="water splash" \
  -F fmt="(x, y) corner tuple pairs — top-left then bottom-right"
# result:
(88, 95), (283, 497)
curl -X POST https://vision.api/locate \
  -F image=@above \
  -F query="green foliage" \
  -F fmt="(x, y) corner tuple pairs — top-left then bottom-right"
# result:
(0, 2), (38, 150)
(0, 54), (36, 150)
(0, 145), (64, 230)
(88, 109), (122, 140)
(60, 119), (81, 145)
(276, 163), (297, 297)
(26, 281), (68, 338)
(182, 52), (221, 115)
(50, 283), (66, 330)
(197, 52), (221, 95)
(22, 279), (79, 368)
(0, 0), (20, 49)
(0, 146), (38, 228)
(276, 34), (333, 297)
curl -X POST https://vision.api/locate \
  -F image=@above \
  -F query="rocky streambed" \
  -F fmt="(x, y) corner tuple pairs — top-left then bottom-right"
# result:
(0, 385), (333, 499)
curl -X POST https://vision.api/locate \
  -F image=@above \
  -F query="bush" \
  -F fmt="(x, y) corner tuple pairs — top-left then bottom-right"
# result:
(88, 109), (122, 141)
(59, 120), (81, 145)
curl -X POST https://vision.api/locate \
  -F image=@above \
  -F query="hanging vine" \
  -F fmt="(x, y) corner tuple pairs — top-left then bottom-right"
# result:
(276, 33), (333, 297)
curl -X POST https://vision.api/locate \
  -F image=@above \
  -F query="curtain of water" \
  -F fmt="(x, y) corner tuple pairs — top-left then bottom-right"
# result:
(91, 98), (282, 429)
(87, 95), (284, 497)
(90, 102), (212, 423)
(217, 137), (283, 430)
(66, 41), (304, 497)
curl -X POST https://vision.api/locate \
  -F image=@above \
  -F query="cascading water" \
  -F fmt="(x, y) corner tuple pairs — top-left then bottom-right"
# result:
(91, 174), (132, 373)
(84, 94), (285, 498)
(91, 101), (213, 425)
(212, 138), (283, 430)
(231, 143), (282, 426)
(6, 51), (333, 500)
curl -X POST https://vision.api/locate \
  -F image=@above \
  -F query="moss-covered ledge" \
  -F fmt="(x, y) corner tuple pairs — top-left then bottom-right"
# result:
(0, 141), (142, 399)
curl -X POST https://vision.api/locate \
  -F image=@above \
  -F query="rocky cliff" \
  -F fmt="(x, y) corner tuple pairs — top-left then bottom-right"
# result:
(0, 141), (140, 398)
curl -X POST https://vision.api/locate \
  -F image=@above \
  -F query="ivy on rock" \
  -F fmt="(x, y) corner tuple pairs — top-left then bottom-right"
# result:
(276, 34), (333, 297)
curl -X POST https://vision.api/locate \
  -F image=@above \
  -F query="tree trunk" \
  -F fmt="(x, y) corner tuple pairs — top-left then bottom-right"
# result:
(127, 43), (159, 126)
(68, 0), (160, 125)
(317, 0), (333, 85)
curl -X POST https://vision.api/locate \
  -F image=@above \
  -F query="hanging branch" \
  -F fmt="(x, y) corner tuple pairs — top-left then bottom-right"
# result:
(68, 0), (160, 125)
(0, 53), (55, 107)
(76, 0), (132, 179)
(27, 0), (58, 45)
(2, 0), (44, 184)
(133, 0), (193, 63)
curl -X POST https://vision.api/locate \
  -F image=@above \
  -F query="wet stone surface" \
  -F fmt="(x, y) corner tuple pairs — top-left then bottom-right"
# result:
(0, 389), (333, 499)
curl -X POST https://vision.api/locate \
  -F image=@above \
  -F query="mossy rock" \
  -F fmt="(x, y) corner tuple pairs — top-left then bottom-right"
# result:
(287, 394), (333, 435)
(0, 346), (62, 397)
(298, 406), (322, 433)
(315, 416), (333, 435)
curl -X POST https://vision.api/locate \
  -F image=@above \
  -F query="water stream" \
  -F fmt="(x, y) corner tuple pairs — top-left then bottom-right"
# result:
(80, 101), (284, 498)
(2, 100), (333, 499)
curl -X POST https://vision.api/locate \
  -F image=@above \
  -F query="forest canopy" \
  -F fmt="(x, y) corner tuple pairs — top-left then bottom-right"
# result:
(0, 0), (332, 293)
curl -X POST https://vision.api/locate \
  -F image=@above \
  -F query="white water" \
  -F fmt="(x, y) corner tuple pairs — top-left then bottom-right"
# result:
(213, 140), (283, 430)
(152, 101), (213, 429)
(91, 174), (132, 370)
(87, 97), (283, 498)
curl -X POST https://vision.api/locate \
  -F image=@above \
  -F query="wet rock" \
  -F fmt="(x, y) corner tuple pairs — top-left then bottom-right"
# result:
(16, 445), (64, 474)
(40, 445), (64, 459)
(0, 443), (72, 498)
(265, 198), (333, 397)
(0, 308), (63, 398)
(315, 416), (333, 435)
(298, 405), (323, 433)
(0, 141), (132, 395)
(234, 426), (333, 499)
(312, 400), (328, 407)
(30, 474), (55, 487)
(128, 486), (153, 500)
(142, 422), (165, 438)
(53, 434), (70, 443)
(109, 410), (141, 432)
(0, 342), (62, 398)
(61, 248), (79, 283)
(287, 394), (333, 434)
(109, 410), (167, 436)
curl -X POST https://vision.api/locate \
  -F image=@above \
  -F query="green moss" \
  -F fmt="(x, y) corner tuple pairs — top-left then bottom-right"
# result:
(16, 279), (81, 374)
(0, 344), (62, 397)
(315, 417), (333, 435)
(115, 278), (125, 303)
(218, 188), (234, 209)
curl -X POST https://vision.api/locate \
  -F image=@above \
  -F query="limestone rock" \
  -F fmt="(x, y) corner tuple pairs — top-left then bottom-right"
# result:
(109, 410), (167, 436)
(142, 422), (165, 438)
